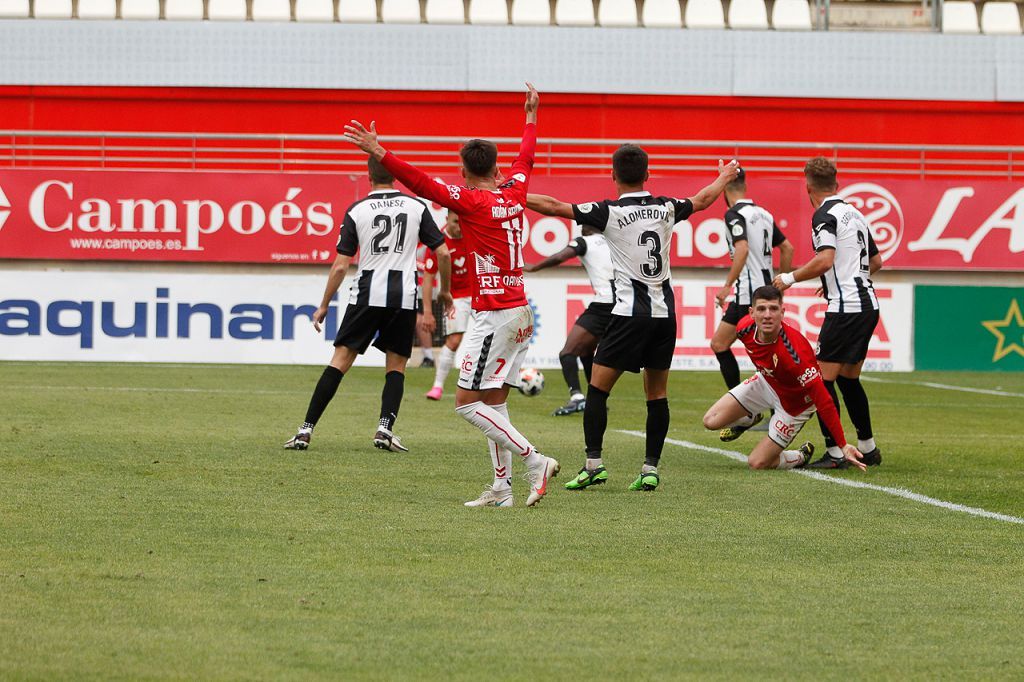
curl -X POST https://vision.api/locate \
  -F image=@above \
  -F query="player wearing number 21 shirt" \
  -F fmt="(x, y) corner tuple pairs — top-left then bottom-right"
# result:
(343, 83), (561, 509)
(528, 145), (740, 493)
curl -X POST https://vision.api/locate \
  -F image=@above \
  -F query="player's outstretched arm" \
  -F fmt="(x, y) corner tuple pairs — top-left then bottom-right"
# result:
(524, 81), (539, 125)
(314, 253), (353, 332)
(524, 244), (577, 273)
(773, 248), (835, 291)
(526, 193), (574, 219)
(689, 159), (740, 212)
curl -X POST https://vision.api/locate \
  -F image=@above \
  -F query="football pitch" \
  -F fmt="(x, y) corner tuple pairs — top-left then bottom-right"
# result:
(2, 362), (1023, 680)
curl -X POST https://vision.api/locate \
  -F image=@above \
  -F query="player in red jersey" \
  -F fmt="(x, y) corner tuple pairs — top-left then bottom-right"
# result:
(702, 285), (865, 470)
(343, 83), (561, 508)
(421, 212), (473, 400)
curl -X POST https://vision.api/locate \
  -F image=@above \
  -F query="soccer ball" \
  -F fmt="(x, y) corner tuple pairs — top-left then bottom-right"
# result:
(518, 367), (545, 396)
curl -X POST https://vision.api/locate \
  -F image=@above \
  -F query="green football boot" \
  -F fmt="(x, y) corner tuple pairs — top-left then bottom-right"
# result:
(564, 465), (608, 490)
(628, 471), (660, 491)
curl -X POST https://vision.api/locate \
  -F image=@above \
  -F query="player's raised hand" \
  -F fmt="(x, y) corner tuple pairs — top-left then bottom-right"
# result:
(525, 82), (539, 115)
(841, 444), (867, 471)
(718, 159), (740, 182)
(342, 119), (384, 157)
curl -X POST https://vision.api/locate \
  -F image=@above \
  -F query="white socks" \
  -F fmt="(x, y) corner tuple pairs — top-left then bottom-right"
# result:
(858, 438), (877, 453)
(585, 457), (603, 471)
(731, 413), (757, 428)
(456, 401), (542, 470)
(778, 450), (805, 469)
(826, 445), (844, 460)
(433, 345), (456, 389)
(489, 403), (514, 490)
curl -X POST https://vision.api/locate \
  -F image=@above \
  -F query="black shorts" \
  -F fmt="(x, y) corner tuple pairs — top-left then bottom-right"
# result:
(575, 302), (614, 337)
(334, 304), (417, 357)
(721, 300), (747, 326)
(816, 309), (880, 364)
(594, 315), (676, 373)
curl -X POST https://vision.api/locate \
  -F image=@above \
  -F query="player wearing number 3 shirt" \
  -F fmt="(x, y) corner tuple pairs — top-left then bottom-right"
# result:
(528, 144), (741, 493)
(343, 83), (561, 509)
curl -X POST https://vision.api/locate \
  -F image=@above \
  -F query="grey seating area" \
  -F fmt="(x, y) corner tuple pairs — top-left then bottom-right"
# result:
(3, 0), (1022, 33)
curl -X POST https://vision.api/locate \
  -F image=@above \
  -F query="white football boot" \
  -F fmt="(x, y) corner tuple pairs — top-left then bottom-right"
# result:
(464, 485), (514, 508)
(525, 454), (560, 507)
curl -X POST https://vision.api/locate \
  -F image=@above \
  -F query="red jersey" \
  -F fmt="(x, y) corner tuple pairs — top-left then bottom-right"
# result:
(735, 315), (847, 448)
(381, 123), (536, 311)
(424, 230), (472, 299)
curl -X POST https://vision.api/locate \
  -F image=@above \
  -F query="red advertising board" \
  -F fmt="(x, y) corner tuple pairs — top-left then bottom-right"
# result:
(1, 169), (1022, 270)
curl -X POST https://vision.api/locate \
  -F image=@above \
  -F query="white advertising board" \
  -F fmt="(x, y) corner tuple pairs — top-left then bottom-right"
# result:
(0, 268), (913, 371)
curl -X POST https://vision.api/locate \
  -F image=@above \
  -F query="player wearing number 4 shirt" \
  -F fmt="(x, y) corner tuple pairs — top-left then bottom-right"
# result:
(712, 167), (794, 391)
(524, 225), (615, 416)
(343, 83), (561, 509)
(702, 286), (866, 471)
(283, 157), (453, 454)
(528, 144), (741, 492)
(774, 157), (883, 470)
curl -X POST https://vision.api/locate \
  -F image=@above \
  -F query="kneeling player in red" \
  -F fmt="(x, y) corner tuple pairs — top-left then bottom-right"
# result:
(702, 286), (865, 471)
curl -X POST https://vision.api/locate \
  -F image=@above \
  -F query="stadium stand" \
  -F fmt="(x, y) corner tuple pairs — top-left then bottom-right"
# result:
(771, 0), (813, 28)
(641, 0), (683, 26)
(164, 0), (204, 17)
(0, 0), (28, 15)
(121, 0), (161, 18)
(338, 0), (377, 20)
(555, 0), (596, 25)
(469, 0), (508, 23)
(684, 0), (725, 27)
(511, 0), (550, 23)
(77, 0), (117, 18)
(32, 0), (72, 17)
(253, 0), (293, 20)
(981, 0), (1021, 32)
(295, 0), (335, 20)
(728, 0), (769, 27)
(942, 0), (980, 31)
(382, 0), (422, 21)
(426, 0), (465, 22)
(208, 0), (247, 19)
(599, 0), (639, 26)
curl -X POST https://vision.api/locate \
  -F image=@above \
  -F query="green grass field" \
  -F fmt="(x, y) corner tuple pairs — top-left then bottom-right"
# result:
(2, 362), (1023, 680)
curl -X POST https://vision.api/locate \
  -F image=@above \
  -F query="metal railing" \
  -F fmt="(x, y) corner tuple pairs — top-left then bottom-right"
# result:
(2, 130), (1021, 179)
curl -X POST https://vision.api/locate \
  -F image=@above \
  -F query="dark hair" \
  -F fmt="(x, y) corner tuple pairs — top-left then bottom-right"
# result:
(460, 139), (498, 177)
(368, 156), (394, 185)
(752, 285), (783, 304)
(804, 156), (838, 192)
(612, 144), (648, 185)
(727, 166), (747, 192)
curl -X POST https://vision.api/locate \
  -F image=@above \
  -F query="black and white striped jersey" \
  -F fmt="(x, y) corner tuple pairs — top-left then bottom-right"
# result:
(568, 233), (614, 304)
(724, 199), (787, 306)
(811, 196), (880, 314)
(572, 191), (692, 318)
(337, 189), (444, 310)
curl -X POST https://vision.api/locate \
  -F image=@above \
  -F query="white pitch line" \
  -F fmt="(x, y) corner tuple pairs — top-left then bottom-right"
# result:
(618, 430), (1024, 526)
(862, 376), (1024, 399)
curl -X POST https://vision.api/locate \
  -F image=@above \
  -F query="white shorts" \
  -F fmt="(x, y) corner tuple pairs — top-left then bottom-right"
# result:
(457, 305), (534, 391)
(728, 373), (815, 448)
(445, 296), (472, 336)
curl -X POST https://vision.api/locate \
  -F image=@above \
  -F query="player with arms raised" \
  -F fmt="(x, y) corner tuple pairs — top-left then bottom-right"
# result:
(702, 286), (864, 470)
(343, 83), (561, 508)
(528, 145), (739, 492)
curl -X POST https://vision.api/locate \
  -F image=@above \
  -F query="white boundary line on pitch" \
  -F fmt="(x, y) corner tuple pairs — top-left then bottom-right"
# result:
(617, 430), (1024, 526)
(862, 376), (1024, 398)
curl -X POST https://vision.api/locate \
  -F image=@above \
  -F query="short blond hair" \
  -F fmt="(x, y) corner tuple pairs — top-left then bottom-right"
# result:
(804, 156), (838, 192)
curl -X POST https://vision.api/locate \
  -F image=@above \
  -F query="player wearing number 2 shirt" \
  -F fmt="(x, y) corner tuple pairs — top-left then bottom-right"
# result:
(343, 83), (561, 510)
(528, 144), (740, 493)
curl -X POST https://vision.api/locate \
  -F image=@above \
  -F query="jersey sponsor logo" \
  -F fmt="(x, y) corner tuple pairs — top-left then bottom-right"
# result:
(839, 183), (904, 262)
(512, 173), (526, 183)
(475, 253), (501, 274)
(796, 366), (820, 387)
(454, 256), (466, 269)
(514, 325), (534, 344)
(445, 184), (462, 200)
(460, 353), (474, 372)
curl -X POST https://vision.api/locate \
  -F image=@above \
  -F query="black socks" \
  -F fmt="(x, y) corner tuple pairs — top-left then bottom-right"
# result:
(645, 398), (670, 467)
(583, 384), (610, 458)
(559, 353), (582, 395)
(379, 370), (405, 431)
(303, 366), (344, 428)
(837, 375), (873, 440)
(714, 350), (741, 389)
